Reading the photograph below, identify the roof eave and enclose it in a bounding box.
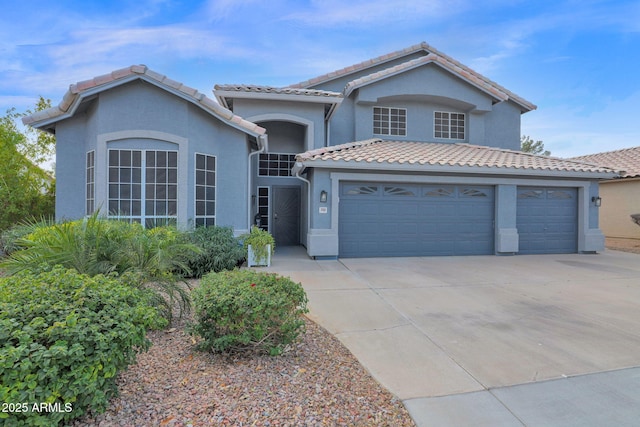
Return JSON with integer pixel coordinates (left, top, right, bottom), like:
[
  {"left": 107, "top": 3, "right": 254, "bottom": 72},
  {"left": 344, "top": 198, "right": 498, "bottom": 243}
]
[
  {"left": 601, "top": 175, "right": 640, "bottom": 182},
  {"left": 23, "top": 74, "right": 145, "bottom": 130},
  {"left": 341, "top": 55, "right": 536, "bottom": 113},
  {"left": 296, "top": 159, "right": 619, "bottom": 179},
  {"left": 23, "top": 71, "right": 266, "bottom": 138},
  {"left": 213, "top": 89, "right": 343, "bottom": 105},
  {"left": 291, "top": 41, "right": 432, "bottom": 89}
]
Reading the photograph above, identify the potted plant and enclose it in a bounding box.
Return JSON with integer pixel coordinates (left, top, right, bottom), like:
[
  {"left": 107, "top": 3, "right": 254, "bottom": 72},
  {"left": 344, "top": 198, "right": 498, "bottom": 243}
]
[{"left": 241, "top": 226, "right": 275, "bottom": 267}]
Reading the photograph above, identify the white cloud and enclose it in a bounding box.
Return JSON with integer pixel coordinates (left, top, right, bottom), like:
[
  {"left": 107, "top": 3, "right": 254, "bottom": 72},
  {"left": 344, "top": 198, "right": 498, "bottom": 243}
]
[
  {"left": 48, "top": 26, "right": 230, "bottom": 65},
  {"left": 0, "top": 96, "right": 42, "bottom": 113},
  {"left": 1, "top": 23, "right": 260, "bottom": 99},
  {"left": 201, "top": 0, "right": 268, "bottom": 20},
  {"left": 283, "top": 0, "right": 471, "bottom": 27},
  {"left": 458, "top": 1, "right": 640, "bottom": 75},
  {"left": 522, "top": 90, "right": 640, "bottom": 158}
]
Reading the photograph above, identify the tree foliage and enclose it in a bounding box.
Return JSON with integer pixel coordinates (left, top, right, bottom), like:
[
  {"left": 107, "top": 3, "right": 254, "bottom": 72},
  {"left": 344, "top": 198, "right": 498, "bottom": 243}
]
[
  {"left": 521, "top": 135, "right": 551, "bottom": 156},
  {"left": 0, "top": 98, "right": 56, "bottom": 232}
]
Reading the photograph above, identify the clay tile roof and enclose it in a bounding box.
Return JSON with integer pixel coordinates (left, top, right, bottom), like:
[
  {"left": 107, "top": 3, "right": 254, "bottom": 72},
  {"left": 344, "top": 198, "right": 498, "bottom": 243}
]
[
  {"left": 569, "top": 146, "right": 640, "bottom": 178},
  {"left": 290, "top": 41, "right": 536, "bottom": 112},
  {"left": 290, "top": 42, "right": 433, "bottom": 89},
  {"left": 214, "top": 84, "right": 342, "bottom": 98},
  {"left": 23, "top": 65, "right": 265, "bottom": 137},
  {"left": 296, "top": 139, "right": 619, "bottom": 176}
]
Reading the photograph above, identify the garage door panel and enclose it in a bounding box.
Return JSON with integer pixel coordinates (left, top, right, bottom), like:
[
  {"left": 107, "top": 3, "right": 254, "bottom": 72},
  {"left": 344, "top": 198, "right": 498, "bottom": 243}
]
[
  {"left": 421, "top": 240, "right": 455, "bottom": 255},
  {"left": 517, "top": 187, "right": 577, "bottom": 254},
  {"left": 357, "top": 222, "right": 381, "bottom": 234},
  {"left": 397, "top": 223, "right": 419, "bottom": 234},
  {"left": 381, "top": 201, "right": 419, "bottom": 216},
  {"left": 339, "top": 182, "right": 495, "bottom": 257}
]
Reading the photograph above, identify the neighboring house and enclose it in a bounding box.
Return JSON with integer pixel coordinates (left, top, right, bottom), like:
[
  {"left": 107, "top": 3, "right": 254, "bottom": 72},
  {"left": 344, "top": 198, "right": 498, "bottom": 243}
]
[
  {"left": 570, "top": 147, "right": 640, "bottom": 240},
  {"left": 23, "top": 42, "right": 619, "bottom": 258}
]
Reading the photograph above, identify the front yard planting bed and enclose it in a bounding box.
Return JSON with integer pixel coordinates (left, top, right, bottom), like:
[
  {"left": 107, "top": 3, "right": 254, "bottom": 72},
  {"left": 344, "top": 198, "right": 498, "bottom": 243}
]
[{"left": 71, "top": 313, "right": 415, "bottom": 426}]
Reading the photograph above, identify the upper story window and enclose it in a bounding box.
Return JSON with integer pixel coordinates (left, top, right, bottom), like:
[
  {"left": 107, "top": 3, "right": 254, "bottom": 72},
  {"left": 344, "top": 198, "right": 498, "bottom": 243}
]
[
  {"left": 434, "top": 111, "right": 465, "bottom": 140},
  {"left": 258, "top": 153, "right": 296, "bottom": 177},
  {"left": 373, "top": 107, "right": 406, "bottom": 136}
]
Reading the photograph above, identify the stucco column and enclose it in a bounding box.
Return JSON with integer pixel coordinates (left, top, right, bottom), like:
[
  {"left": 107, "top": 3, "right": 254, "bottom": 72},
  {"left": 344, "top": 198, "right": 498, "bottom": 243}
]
[
  {"left": 495, "top": 184, "right": 519, "bottom": 254},
  {"left": 580, "top": 181, "right": 606, "bottom": 253}
]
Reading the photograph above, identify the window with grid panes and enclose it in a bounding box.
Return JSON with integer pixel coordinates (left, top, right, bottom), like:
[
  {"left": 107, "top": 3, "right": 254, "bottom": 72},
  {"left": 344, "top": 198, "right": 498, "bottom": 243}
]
[
  {"left": 195, "top": 153, "right": 216, "bottom": 227},
  {"left": 258, "top": 153, "right": 296, "bottom": 177},
  {"left": 257, "top": 186, "right": 269, "bottom": 231},
  {"left": 86, "top": 151, "right": 95, "bottom": 215},
  {"left": 108, "top": 149, "right": 177, "bottom": 227},
  {"left": 373, "top": 106, "right": 406, "bottom": 136},
  {"left": 434, "top": 111, "right": 465, "bottom": 140}
]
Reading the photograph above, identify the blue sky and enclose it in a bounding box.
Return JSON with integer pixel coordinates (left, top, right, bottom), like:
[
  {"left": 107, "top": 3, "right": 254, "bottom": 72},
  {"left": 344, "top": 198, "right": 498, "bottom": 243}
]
[{"left": 1, "top": 0, "right": 639, "bottom": 158}]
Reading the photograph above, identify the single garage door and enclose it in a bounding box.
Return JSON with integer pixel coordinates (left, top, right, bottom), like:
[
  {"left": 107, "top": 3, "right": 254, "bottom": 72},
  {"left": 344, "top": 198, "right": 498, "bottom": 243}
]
[
  {"left": 517, "top": 187, "right": 578, "bottom": 254},
  {"left": 339, "top": 182, "right": 494, "bottom": 257}
]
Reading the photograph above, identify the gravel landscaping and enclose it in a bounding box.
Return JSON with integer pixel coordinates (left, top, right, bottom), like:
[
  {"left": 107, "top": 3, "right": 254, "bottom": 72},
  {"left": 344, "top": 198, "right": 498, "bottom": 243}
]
[
  {"left": 71, "top": 313, "right": 415, "bottom": 426},
  {"left": 606, "top": 237, "right": 640, "bottom": 254}
]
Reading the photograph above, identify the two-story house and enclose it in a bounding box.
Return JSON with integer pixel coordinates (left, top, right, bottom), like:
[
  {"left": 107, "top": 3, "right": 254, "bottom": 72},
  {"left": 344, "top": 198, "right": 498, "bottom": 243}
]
[{"left": 23, "top": 42, "right": 618, "bottom": 258}]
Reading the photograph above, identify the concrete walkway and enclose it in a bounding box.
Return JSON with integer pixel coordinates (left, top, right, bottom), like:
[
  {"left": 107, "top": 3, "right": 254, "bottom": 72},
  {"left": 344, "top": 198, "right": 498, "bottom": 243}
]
[{"left": 263, "top": 247, "right": 640, "bottom": 426}]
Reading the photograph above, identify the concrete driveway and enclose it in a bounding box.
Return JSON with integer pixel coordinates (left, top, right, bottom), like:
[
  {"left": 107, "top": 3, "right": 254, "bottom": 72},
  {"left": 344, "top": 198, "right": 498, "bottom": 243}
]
[{"left": 264, "top": 248, "right": 640, "bottom": 426}]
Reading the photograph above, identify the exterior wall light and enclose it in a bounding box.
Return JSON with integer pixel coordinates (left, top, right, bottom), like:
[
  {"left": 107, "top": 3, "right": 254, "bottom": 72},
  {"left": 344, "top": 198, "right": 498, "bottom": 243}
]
[
  {"left": 592, "top": 196, "right": 602, "bottom": 207},
  {"left": 320, "top": 190, "right": 328, "bottom": 203}
]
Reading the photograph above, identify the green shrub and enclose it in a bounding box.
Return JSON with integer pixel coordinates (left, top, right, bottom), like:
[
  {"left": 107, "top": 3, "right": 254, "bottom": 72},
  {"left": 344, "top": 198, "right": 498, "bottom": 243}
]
[
  {"left": 190, "top": 270, "right": 308, "bottom": 356},
  {"left": 183, "top": 226, "right": 244, "bottom": 278},
  {"left": 0, "top": 214, "right": 199, "bottom": 322},
  {"left": 0, "top": 266, "right": 166, "bottom": 426},
  {"left": 240, "top": 226, "right": 275, "bottom": 264},
  {"left": 0, "top": 217, "right": 53, "bottom": 257},
  {"left": 1, "top": 214, "right": 197, "bottom": 277}
]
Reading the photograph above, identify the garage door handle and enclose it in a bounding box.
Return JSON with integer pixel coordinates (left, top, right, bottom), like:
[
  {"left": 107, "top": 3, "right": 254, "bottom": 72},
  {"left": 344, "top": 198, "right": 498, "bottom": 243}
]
[{"left": 274, "top": 213, "right": 278, "bottom": 220}]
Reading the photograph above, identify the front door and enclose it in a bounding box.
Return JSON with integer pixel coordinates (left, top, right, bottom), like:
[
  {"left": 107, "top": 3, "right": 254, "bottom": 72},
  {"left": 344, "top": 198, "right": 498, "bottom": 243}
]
[{"left": 272, "top": 187, "right": 300, "bottom": 246}]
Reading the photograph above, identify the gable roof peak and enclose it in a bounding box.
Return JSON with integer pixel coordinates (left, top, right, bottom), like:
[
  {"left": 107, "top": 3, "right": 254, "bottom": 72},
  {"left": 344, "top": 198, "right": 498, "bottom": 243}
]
[
  {"left": 23, "top": 65, "right": 265, "bottom": 137},
  {"left": 290, "top": 42, "right": 433, "bottom": 89},
  {"left": 289, "top": 42, "right": 536, "bottom": 112}
]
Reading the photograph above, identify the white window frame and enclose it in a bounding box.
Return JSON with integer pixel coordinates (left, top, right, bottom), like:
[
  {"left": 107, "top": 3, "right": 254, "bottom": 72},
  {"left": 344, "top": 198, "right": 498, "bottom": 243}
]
[
  {"left": 373, "top": 106, "right": 407, "bottom": 136},
  {"left": 86, "top": 150, "right": 95, "bottom": 215},
  {"left": 107, "top": 149, "right": 178, "bottom": 228},
  {"left": 434, "top": 111, "right": 465, "bottom": 140},
  {"left": 194, "top": 153, "right": 216, "bottom": 227},
  {"left": 258, "top": 153, "right": 297, "bottom": 177},
  {"left": 257, "top": 186, "right": 270, "bottom": 232}
]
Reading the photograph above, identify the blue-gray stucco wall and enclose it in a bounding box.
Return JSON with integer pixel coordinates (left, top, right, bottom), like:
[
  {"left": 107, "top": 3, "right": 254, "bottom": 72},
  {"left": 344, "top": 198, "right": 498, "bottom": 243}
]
[
  {"left": 306, "top": 51, "right": 429, "bottom": 93},
  {"left": 230, "top": 99, "right": 326, "bottom": 150},
  {"left": 55, "top": 117, "right": 87, "bottom": 221},
  {"left": 328, "top": 64, "right": 521, "bottom": 150},
  {"left": 54, "top": 80, "right": 252, "bottom": 231}
]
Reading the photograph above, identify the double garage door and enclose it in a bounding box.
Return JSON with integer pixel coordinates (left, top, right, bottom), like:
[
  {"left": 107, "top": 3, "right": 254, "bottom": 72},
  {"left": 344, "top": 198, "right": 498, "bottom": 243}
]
[
  {"left": 338, "top": 182, "right": 578, "bottom": 258},
  {"left": 339, "top": 182, "right": 495, "bottom": 257}
]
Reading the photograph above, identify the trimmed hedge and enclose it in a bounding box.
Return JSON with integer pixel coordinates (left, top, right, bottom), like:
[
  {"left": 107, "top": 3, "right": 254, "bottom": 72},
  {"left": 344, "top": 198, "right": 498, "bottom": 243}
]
[
  {"left": 190, "top": 270, "right": 308, "bottom": 356},
  {"left": 0, "top": 266, "right": 166, "bottom": 426}
]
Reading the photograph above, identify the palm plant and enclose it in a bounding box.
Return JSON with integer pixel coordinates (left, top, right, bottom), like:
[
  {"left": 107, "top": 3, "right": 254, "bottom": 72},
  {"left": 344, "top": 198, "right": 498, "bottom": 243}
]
[
  {"left": 0, "top": 213, "right": 201, "bottom": 323},
  {"left": 1, "top": 214, "right": 114, "bottom": 276},
  {"left": 113, "top": 226, "right": 199, "bottom": 321},
  {"left": 0, "top": 216, "right": 54, "bottom": 256}
]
